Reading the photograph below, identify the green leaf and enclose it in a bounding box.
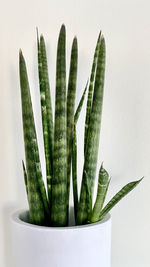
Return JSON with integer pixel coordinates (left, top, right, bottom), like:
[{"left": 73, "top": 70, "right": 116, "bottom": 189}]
[
  {"left": 90, "top": 163, "right": 110, "bottom": 223},
  {"left": 72, "top": 125, "right": 78, "bottom": 222},
  {"left": 22, "top": 160, "right": 28, "bottom": 198},
  {"left": 74, "top": 80, "right": 88, "bottom": 124},
  {"left": 37, "top": 31, "right": 53, "bottom": 204},
  {"left": 77, "top": 36, "right": 106, "bottom": 225},
  {"left": 51, "top": 24, "right": 68, "bottom": 226},
  {"left": 84, "top": 171, "right": 92, "bottom": 222},
  {"left": 19, "top": 51, "right": 49, "bottom": 225},
  {"left": 67, "top": 37, "right": 78, "bottom": 210},
  {"left": 84, "top": 32, "right": 101, "bottom": 153},
  {"left": 98, "top": 177, "right": 143, "bottom": 221}
]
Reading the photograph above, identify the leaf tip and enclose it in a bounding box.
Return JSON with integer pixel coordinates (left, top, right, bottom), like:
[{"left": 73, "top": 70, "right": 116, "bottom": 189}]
[
  {"left": 101, "top": 35, "right": 105, "bottom": 43},
  {"left": 60, "top": 24, "right": 66, "bottom": 34},
  {"left": 40, "top": 34, "right": 44, "bottom": 40},
  {"left": 61, "top": 23, "right": 65, "bottom": 28},
  {"left": 139, "top": 176, "right": 144, "bottom": 182},
  {"left": 19, "top": 49, "right": 23, "bottom": 56},
  {"left": 36, "top": 27, "right": 39, "bottom": 37},
  {"left": 36, "top": 27, "right": 39, "bottom": 35},
  {"left": 22, "top": 160, "right": 25, "bottom": 170},
  {"left": 98, "top": 30, "right": 102, "bottom": 40},
  {"left": 73, "top": 36, "right": 78, "bottom": 48}
]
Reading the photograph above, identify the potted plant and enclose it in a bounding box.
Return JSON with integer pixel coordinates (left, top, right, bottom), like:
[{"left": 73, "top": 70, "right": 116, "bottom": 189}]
[{"left": 11, "top": 25, "right": 143, "bottom": 267}]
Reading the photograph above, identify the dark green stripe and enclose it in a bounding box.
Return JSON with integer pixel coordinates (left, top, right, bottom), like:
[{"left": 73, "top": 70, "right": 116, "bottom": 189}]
[
  {"left": 51, "top": 25, "right": 68, "bottom": 226},
  {"left": 67, "top": 37, "right": 78, "bottom": 210},
  {"left": 77, "top": 37, "right": 106, "bottom": 225},
  {"left": 72, "top": 125, "right": 78, "bottom": 222},
  {"left": 19, "top": 51, "right": 49, "bottom": 225},
  {"left": 90, "top": 163, "right": 110, "bottom": 222},
  {"left": 37, "top": 32, "right": 53, "bottom": 205},
  {"left": 98, "top": 177, "right": 143, "bottom": 221},
  {"left": 84, "top": 33, "right": 101, "bottom": 153}
]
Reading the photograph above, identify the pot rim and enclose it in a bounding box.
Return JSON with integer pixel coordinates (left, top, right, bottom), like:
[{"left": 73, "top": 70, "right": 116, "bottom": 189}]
[{"left": 11, "top": 209, "right": 111, "bottom": 231}]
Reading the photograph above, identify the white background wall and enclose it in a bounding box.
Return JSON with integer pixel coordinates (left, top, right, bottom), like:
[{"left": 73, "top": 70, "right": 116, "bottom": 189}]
[{"left": 0, "top": 0, "right": 150, "bottom": 266}]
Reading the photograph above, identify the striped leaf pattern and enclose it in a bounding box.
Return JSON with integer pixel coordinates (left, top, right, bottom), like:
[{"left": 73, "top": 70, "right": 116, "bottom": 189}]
[
  {"left": 84, "top": 33, "right": 101, "bottom": 153},
  {"left": 84, "top": 171, "right": 92, "bottom": 221},
  {"left": 19, "top": 51, "right": 48, "bottom": 225},
  {"left": 51, "top": 25, "right": 68, "bottom": 226},
  {"left": 37, "top": 32, "right": 53, "bottom": 204},
  {"left": 90, "top": 163, "right": 110, "bottom": 223},
  {"left": 72, "top": 125, "right": 78, "bottom": 222},
  {"left": 77, "top": 37, "right": 106, "bottom": 225},
  {"left": 20, "top": 26, "right": 143, "bottom": 227},
  {"left": 98, "top": 177, "right": 143, "bottom": 221},
  {"left": 67, "top": 37, "right": 78, "bottom": 209}
]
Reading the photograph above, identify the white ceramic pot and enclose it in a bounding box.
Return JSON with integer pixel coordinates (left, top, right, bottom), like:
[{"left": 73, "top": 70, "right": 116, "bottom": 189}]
[{"left": 11, "top": 210, "right": 111, "bottom": 267}]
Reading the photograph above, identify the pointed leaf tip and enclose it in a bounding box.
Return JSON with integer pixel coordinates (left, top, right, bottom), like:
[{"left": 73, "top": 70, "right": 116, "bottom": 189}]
[
  {"left": 36, "top": 27, "right": 39, "bottom": 34},
  {"left": 139, "top": 176, "right": 144, "bottom": 182},
  {"left": 98, "top": 31, "right": 102, "bottom": 39},
  {"left": 60, "top": 24, "right": 66, "bottom": 33},
  {"left": 73, "top": 36, "right": 78, "bottom": 47},
  {"left": 98, "top": 176, "right": 144, "bottom": 222},
  {"left": 22, "top": 160, "right": 25, "bottom": 170},
  {"left": 19, "top": 49, "right": 22, "bottom": 56},
  {"left": 40, "top": 34, "right": 44, "bottom": 41},
  {"left": 61, "top": 23, "right": 65, "bottom": 28},
  {"left": 101, "top": 35, "right": 105, "bottom": 41},
  {"left": 36, "top": 29, "right": 40, "bottom": 47},
  {"left": 19, "top": 49, "right": 24, "bottom": 62}
]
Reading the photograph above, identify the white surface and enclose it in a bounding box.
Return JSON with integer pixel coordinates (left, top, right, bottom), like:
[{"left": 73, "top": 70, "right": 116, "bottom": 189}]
[
  {"left": 11, "top": 210, "right": 111, "bottom": 267},
  {"left": 0, "top": 1, "right": 150, "bottom": 267}
]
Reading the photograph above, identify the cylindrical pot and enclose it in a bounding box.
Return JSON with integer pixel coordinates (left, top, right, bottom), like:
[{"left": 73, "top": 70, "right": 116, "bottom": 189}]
[{"left": 11, "top": 210, "right": 111, "bottom": 267}]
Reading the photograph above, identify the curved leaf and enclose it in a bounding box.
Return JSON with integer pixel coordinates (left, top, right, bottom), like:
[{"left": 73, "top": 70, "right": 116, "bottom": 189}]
[
  {"left": 98, "top": 177, "right": 143, "bottom": 221},
  {"left": 90, "top": 163, "right": 110, "bottom": 223}
]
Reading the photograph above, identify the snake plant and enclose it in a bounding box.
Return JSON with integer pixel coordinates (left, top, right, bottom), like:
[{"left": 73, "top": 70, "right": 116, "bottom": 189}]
[{"left": 19, "top": 24, "right": 143, "bottom": 226}]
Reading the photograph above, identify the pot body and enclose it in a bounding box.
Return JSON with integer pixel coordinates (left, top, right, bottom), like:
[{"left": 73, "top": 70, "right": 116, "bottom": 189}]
[{"left": 11, "top": 210, "right": 111, "bottom": 267}]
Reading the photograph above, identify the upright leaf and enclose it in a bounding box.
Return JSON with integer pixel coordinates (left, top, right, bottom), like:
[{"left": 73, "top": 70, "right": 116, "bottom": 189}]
[
  {"left": 37, "top": 31, "right": 53, "bottom": 204},
  {"left": 84, "top": 171, "right": 92, "bottom": 222},
  {"left": 19, "top": 51, "right": 49, "bottom": 225},
  {"left": 51, "top": 25, "right": 68, "bottom": 226},
  {"left": 98, "top": 177, "right": 143, "bottom": 221},
  {"left": 90, "top": 163, "right": 110, "bottom": 223},
  {"left": 84, "top": 33, "right": 101, "bottom": 153},
  {"left": 67, "top": 37, "right": 78, "bottom": 208},
  {"left": 72, "top": 125, "right": 78, "bottom": 222},
  {"left": 77, "top": 37, "right": 106, "bottom": 225},
  {"left": 74, "top": 80, "right": 88, "bottom": 124},
  {"left": 22, "top": 160, "right": 28, "bottom": 198}
]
